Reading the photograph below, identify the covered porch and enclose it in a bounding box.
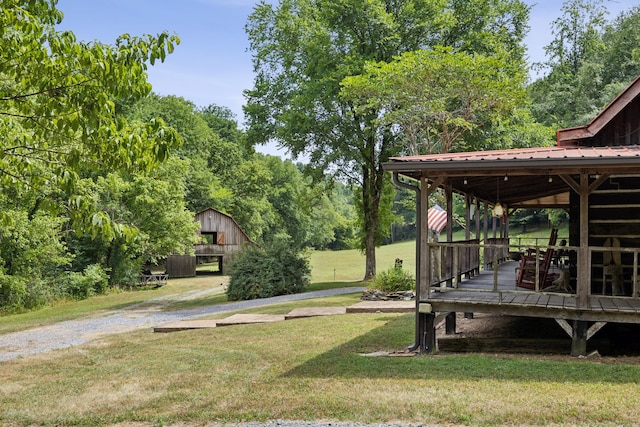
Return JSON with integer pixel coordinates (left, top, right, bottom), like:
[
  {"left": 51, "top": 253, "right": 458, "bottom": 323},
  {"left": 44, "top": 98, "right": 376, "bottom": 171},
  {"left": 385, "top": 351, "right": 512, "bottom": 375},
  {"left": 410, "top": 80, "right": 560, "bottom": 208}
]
[
  {"left": 425, "top": 250, "right": 640, "bottom": 339},
  {"left": 384, "top": 76, "right": 640, "bottom": 356},
  {"left": 385, "top": 145, "right": 640, "bottom": 356}
]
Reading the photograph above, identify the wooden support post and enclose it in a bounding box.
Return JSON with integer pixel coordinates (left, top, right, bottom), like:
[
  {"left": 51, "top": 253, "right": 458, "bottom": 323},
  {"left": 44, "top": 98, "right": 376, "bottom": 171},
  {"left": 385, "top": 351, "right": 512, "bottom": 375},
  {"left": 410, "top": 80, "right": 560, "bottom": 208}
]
[
  {"left": 446, "top": 182, "right": 453, "bottom": 288},
  {"left": 445, "top": 182, "right": 456, "bottom": 335},
  {"left": 445, "top": 312, "right": 456, "bottom": 335},
  {"left": 421, "top": 312, "right": 436, "bottom": 353},
  {"left": 634, "top": 252, "right": 639, "bottom": 297},
  {"left": 465, "top": 194, "right": 471, "bottom": 279},
  {"left": 465, "top": 195, "right": 476, "bottom": 318},
  {"left": 475, "top": 196, "right": 481, "bottom": 275},
  {"left": 418, "top": 177, "right": 432, "bottom": 353},
  {"left": 571, "top": 320, "right": 588, "bottom": 357},
  {"left": 419, "top": 177, "right": 430, "bottom": 303},
  {"left": 483, "top": 200, "right": 489, "bottom": 270},
  {"left": 492, "top": 215, "right": 497, "bottom": 239},
  {"left": 465, "top": 194, "right": 471, "bottom": 241},
  {"left": 577, "top": 173, "right": 591, "bottom": 309}
]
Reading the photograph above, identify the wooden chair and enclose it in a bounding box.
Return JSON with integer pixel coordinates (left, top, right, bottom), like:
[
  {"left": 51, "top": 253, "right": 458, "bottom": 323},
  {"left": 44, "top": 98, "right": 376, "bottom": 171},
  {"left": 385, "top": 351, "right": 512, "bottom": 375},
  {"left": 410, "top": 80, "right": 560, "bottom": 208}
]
[{"left": 516, "top": 229, "right": 558, "bottom": 290}]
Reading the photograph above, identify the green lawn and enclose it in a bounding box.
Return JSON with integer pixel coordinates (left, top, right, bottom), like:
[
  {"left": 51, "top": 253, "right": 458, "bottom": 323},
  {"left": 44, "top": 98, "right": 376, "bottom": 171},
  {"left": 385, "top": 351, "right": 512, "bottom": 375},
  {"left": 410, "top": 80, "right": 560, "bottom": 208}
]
[
  {"left": 309, "top": 225, "right": 566, "bottom": 283},
  {"left": 4, "top": 233, "right": 640, "bottom": 427},
  {"left": 2, "top": 311, "right": 640, "bottom": 426},
  {"left": 309, "top": 240, "right": 416, "bottom": 282}
]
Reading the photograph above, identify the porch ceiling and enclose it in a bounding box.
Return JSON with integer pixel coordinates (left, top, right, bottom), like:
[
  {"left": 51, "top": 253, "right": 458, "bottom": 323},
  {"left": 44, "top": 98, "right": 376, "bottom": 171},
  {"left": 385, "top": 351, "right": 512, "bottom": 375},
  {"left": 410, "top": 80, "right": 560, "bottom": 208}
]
[
  {"left": 384, "top": 145, "right": 640, "bottom": 208},
  {"left": 445, "top": 175, "right": 571, "bottom": 208}
]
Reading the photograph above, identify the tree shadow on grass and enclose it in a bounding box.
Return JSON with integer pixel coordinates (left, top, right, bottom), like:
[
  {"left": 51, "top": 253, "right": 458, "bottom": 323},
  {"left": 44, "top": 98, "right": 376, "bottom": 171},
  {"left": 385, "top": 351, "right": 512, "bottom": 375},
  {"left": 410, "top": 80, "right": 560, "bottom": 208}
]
[{"left": 282, "top": 314, "right": 640, "bottom": 384}]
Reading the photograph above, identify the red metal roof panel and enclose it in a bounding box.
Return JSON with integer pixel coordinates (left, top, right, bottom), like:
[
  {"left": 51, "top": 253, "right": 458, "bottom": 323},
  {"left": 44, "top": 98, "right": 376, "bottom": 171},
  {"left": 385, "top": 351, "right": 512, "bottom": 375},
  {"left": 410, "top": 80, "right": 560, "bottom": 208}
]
[{"left": 389, "top": 145, "right": 640, "bottom": 163}]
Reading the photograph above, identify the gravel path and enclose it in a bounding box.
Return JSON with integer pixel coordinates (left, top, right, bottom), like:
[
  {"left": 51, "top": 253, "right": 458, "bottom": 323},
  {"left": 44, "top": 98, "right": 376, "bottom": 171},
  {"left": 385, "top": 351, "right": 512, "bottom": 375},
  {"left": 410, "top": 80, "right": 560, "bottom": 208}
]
[{"left": 0, "top": 286, "right": 365, "bottom": 362}]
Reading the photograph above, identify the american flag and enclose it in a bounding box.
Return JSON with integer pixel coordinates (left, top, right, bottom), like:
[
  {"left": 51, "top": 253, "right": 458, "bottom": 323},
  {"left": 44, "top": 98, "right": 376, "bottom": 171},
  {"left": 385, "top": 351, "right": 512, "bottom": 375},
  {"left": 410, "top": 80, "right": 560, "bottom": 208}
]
[{"left": 427, "top": 204, "right": 447, "bottom": 233}]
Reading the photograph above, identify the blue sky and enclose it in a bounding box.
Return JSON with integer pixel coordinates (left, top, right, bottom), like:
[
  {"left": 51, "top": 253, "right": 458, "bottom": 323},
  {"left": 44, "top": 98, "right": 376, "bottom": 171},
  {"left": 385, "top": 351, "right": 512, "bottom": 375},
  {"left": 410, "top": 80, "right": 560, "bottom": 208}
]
[{"left": 55, "top": 0, "right": 637, "bottom": 127}]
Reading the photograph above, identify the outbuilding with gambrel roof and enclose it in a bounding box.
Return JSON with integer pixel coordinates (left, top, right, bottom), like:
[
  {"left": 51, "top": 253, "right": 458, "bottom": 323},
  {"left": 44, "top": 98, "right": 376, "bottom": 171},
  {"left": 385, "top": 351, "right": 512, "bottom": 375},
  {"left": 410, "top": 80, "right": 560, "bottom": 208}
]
[{"left": 166, "top": 208, "right": 252, "bottom": 277}]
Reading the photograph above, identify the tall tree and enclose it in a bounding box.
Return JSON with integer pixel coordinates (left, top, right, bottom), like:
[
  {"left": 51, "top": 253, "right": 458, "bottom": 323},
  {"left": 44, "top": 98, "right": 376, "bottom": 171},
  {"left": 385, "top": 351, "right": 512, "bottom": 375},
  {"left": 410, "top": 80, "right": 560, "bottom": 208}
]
[
  {"left": 600, "top": 6, "right": 640, "bottom": 88},
  {"left": 69, "top": 158, "right": 199, "bottom": 286},
  {"left": 245, "top": 0, "right": 529, "bottom": 279},
  {"left": 0, "top": 0, "right": 180, "bottom": 236},
  {"left": 543, "top": 0, "right": 607, "bottom": 74},
  {"left": 528, "top": 0, "right": 608, "bottom": 128},
  {"left": 341, "top": 48, "right": 527, "bottom": 156},
  {"left": 127, "top": 95, "right": 240, "bottom": 213}
]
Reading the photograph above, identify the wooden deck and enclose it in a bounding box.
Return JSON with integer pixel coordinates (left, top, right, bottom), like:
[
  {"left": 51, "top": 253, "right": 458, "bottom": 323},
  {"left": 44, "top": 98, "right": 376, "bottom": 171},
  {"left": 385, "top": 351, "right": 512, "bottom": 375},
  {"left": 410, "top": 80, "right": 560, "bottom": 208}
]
[{"left": 425, "top": 261, "right": 640, "bottom": 324}]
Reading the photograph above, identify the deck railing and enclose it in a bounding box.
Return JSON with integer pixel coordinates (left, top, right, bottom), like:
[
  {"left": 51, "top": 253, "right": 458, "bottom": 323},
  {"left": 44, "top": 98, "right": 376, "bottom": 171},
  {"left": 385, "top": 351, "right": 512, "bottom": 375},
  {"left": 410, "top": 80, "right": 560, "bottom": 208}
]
[
  {"left": 430, "top": 239, "right": 481, "bottom": 286},
  {"left": 426, "top": 240, "right": 640, "bottom": 301},
  {"left": 589, "top": 245, "right": 640, "bottom": 298}
]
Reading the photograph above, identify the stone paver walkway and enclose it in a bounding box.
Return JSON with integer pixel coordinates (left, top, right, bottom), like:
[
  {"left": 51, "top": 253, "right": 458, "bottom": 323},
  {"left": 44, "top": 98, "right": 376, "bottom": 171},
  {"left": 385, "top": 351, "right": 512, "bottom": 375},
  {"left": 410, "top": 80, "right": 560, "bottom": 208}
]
[{"left": 153, "top": 300, "right": 414, "bottom": 332}]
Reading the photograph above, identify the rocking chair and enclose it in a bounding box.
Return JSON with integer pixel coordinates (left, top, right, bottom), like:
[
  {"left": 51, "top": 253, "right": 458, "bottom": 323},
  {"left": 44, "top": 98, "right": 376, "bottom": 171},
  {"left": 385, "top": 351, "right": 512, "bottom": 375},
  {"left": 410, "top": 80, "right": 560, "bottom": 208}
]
[{"left": 516, "top": 229, "right": 559, "bottom": 290}]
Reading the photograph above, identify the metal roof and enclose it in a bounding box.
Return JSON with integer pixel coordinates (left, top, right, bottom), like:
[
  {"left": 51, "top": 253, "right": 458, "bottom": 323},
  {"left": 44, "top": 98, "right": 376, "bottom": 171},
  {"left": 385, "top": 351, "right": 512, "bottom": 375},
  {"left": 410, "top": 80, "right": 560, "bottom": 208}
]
[
  {"left": 384, "top": 145, "right": 640, "bottom": 209},
  {"left": 386, "top": 145, "right": 640, "bottom": 172},
  {"left": 384, "top": 75, "right": 640, "bottom": 209}
]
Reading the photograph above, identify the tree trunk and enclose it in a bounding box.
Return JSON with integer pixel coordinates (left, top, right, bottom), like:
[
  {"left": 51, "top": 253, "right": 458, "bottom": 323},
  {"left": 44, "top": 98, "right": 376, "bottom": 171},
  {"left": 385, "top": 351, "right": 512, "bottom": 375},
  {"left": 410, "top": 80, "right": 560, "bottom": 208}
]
[
  {"left": 362, "top": 138, "right": 383, "bottom": 281},
  {"left": 364, "top": 226, "right": 376, "bottom": 281}
]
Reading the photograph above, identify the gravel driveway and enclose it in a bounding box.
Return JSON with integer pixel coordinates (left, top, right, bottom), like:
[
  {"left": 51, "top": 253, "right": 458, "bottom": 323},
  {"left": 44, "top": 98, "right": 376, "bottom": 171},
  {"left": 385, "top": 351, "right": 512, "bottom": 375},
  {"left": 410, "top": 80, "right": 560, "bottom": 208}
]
[{"left": 0, "top": 286, "right": 365, "bottom": 362}]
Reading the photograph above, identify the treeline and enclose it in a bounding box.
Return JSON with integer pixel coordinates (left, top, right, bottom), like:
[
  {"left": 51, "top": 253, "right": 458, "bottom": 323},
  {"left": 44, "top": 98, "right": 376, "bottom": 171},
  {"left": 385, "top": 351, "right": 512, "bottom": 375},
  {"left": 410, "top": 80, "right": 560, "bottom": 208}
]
[
  {"left": 0, "top": 93, "right": 362, "bottom": 312},
  {"left": 529, "top": 2, "right": 640, "bottom": 129},
  {"left": 0, "top": 1, "right": 361, "bottom": 313},
  {"left": 2, "top": 0, "right": 640, "bottom": 312}
]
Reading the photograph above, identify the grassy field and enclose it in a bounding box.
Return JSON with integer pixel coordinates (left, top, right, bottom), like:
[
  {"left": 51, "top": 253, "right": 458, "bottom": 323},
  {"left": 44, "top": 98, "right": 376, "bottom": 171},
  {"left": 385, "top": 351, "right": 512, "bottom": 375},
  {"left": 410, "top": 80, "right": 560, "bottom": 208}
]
[
  {"left": 2, "top": 309, "right": 640, "bottom": 426},
  {"left": 309, "top": 240, "right": 416, "bottom": 282},
  {"left": 4, "top": 233, "right": 640, "bottom": 426},
  {"left": 308, "top": 225, "right": 566, "bottom": 283}
]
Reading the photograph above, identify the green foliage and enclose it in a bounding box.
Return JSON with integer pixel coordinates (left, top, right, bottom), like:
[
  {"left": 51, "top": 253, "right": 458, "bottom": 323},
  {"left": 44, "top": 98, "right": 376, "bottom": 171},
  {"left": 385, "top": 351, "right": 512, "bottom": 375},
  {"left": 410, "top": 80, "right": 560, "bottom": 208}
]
[
  {"left": 341, "top": 47, "right": 528, "bottom": 155},
  {"left": 354, "top": 175, "right": 398, "bottom": 250},
  {"left": 0, "top": 274, "right": 57, "bottom": 313},
  {"left": 601, "top": 6, "right": 640, "bottom": 85},
  {"left": 58, "top": 264, "right": 109, "bottom": 300},
  {"left": 227, "top": 241, "right": 311, "bottom": 301},
  {"left": 369, "top": 264, "right": 415, "bottom": 293},
  {"left": 0, "top": 273, "right": 28, "bottom": 313},
  {"left": 69, "top": 157, "right": 199, "bottom": 286},
  {"left": 308, "top": 183, "right": 358, "bottom": 250},
  {"left": 529, "top": 1, "right": 640, "bottom": 129},
  {"left": 0, "top": 209, "right": 71, "bottom": 278},
  {"left": 0, "top": 203, "right": 113, "bottom": 310},
  {"left": 245, "top": 0, "right": 530, "bottom": 278},
  {"left": 126, "top": 95, "right": 243, "bottom": 214},
  {"left": 0, "top": 0, "right": 181, "bottom": 238}
]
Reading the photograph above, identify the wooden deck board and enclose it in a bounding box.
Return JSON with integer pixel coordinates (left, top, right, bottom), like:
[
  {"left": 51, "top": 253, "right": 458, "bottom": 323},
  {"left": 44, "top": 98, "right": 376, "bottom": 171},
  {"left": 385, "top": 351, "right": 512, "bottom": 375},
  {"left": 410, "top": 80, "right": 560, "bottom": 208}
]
[
  {"left": 595, "top": 297, "right": 616, "bottom": 311},
  {"left": 511, "top": 294, "right": 529, "bottom": 306},
  {"left": 500, "top": 293, "right": 518, "bottom": 304},
  {"left": 611, "top": 298, "right": 637, "bottom": 312},
  {"left": 537, "top": 294, "right": 551, "bottom": 307},
  {"left": 424, "top": 261, "right": 640, "bottom": 324},
  {"left": 524, "top": 294, "right": 541, "bottom": 305}
]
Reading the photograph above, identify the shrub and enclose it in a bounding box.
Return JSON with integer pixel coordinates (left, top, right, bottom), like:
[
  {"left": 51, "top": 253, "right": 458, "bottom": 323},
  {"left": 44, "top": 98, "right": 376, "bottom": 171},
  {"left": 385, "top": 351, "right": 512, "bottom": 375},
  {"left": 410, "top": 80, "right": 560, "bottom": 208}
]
[
  {"left": 227, "top": 241, "right": 310, "bottom": 301},
  {"left": 0, "top": 275, "right": 55, "bottom": 312},
  {"left": 59, "top": 264, "right": 110, "bottom": 300},
  {"left": 369, "top": 264, "right": 415, "bottom": 293},
  {"left": 23, "top": 279, "right": 56, "bottom": 310},
  {"left": 0, "top": 273, "right": 27, "bottom": 313}
]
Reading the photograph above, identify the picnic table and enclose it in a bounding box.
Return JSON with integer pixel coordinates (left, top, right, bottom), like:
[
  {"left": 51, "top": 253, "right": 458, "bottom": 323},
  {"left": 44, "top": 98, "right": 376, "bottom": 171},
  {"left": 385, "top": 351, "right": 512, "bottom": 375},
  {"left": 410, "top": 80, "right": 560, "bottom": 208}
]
[{"left": 138, "top": 273, "right": 168, "bottom": 288}]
